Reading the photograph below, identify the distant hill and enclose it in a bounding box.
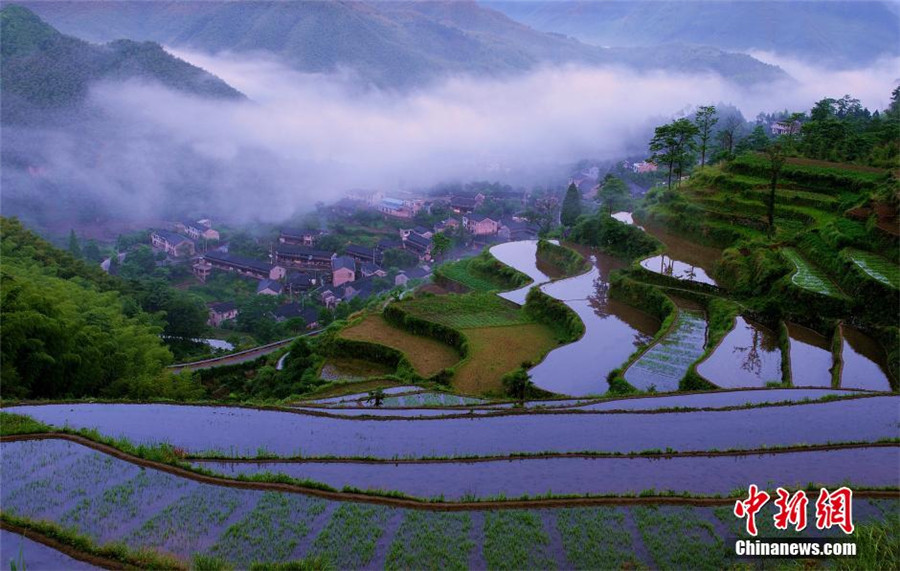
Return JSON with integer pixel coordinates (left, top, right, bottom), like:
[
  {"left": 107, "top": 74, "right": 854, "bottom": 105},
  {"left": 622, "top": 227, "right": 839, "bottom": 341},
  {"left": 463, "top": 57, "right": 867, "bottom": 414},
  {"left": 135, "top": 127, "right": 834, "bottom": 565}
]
[
  {"left": 17, "top": 0, "right": 788, "bottom": 87},
  {"left": 484, "top": 0, "right": 900, "bottom": 67},
  {"left": 0, "top": 4, "right": 243, "bottom": 123}
]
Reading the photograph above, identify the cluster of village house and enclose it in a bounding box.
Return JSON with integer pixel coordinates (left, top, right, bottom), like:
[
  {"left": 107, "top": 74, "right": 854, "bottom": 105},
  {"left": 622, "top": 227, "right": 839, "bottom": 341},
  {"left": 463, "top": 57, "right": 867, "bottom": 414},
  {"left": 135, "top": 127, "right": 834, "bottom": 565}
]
[{"left": 146, "top": 193, "right": 538, "bottom": 330}]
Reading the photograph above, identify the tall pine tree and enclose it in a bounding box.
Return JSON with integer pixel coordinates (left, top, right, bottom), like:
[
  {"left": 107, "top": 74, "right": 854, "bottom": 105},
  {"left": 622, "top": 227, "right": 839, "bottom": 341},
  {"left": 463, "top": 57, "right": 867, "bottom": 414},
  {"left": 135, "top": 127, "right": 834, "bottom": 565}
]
[{"left": 560, "top": 182, "right": 582, "bottom": 226}]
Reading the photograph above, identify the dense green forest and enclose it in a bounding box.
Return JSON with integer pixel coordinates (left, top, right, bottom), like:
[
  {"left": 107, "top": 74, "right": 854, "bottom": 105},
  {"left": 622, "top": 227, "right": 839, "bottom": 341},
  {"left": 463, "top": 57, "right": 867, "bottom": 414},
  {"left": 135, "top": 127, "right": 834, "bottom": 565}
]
[{"left": 0, "top": 218, "right": 207, "bottom": 399}]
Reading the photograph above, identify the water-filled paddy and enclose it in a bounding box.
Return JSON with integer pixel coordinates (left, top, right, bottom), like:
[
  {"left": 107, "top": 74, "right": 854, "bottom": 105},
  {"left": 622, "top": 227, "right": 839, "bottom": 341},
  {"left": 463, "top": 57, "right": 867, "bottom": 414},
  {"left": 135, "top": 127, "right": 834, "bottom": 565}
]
[
  {"left": 489, "top": 240, "right": 554, "bottom": 304},
  {"left": 624, "top": 309, "right": 707, "bottom": 392},
  {"left": 575, "top": 388, "right": 859, "bottom": 411},
  {"left": 840, "top": 326, "right": 893, "bottom": 391},
  {"left": 0, "top": 530, "right": 99, "bottom": 570},
  {"left": 9, "top": 398, "right": 898, "bottom": 458},
  {"left": 195, "top": 446, "right": 900, "bottom": 499},
  {"left": 696, "top": 317, "right": 783, "bottom": 388},
  {"left": 526, "top": 247, "right": 658, "bottom": 396},
  {"left": 786, "top": 323, "right": 834, "bottom": 387},
  {"left": 639, "top": 254, "right": 717, "bottom": 285},
  {"left": 3, "top": 439, "right": 897, "bottom": 569}
]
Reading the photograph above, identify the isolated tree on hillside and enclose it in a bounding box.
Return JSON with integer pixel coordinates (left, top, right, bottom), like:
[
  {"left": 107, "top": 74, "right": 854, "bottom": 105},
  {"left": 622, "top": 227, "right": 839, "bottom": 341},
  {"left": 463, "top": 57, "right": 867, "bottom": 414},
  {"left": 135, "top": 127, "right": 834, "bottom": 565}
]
[
  {"left": 560, "top": 182, "right": 582, "bottom": 226},
  {"left": 716, "top": 116, "right": 743, "bottom": 161},
  {"left": 693, "top": 105, "right": 718, "bottom": 168},
  {"left": 430, "top": 231, "right": 451, "bottom": 263},
  {"left": 67, "top": 229, "right": 82, "bottom": 259},
  {"left": 649, "top": 118, "right": 698, "bottom": 188},
  {"left": 596, "top": 174, "right": 630, "bottom": 214},
  {"left": 764, "top": 142, "right": 786, "bottom": 236}
]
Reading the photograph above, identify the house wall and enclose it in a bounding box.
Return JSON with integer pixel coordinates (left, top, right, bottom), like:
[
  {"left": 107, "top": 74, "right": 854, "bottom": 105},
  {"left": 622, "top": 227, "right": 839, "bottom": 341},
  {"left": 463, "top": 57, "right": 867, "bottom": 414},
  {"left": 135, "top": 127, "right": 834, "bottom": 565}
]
[{"left": 333, "top": 267, "right": 355, "bottom": 286}]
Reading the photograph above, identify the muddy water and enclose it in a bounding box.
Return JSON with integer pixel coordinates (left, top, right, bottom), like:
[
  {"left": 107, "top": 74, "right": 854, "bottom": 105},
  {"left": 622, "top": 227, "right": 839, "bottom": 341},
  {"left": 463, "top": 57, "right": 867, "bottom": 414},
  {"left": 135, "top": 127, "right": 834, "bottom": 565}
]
[
  {"left": 786, "top": 323, "right": 834, "bottom": 388},
  {"left": 489, "top": 240, "right": 555, "bottom": 304},
  {"left": 638, "top": 224, "right": 721, "bottom": 286},
  {"left": 840, "top": 326, "right": 893, "bottom": 391},
  {"left": 523, "top": 244, "right": 658, "bottom": 396},
  {"left": 696, "top": 317, "right": 783, "bottom": 388}
]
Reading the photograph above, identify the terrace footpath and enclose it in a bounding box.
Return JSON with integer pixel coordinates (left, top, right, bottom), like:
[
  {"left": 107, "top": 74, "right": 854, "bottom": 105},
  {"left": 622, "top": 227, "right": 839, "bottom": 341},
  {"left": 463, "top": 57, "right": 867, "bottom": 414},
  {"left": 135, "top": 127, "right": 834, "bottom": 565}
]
[{"left": 167, "top": 329, "right": 323, "bottom": 372}]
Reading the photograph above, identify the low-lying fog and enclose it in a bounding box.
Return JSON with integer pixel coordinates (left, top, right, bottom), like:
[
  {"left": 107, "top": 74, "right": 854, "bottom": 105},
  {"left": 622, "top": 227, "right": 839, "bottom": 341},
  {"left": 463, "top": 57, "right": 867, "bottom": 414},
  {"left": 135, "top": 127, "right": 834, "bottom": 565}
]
[{"left": 3, "top": 49, "right": 898, "bottom": 227}]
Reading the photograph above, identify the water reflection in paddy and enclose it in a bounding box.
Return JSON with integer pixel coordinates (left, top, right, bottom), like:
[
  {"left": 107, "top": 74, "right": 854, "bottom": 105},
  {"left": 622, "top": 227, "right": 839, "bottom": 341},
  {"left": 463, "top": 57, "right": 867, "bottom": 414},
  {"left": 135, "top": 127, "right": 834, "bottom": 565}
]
[
  {"left": 696, "top": 317, "right": 783, "bottom": 388},
  {"left": 489, "top": 240, "right": 555, "bottom": 304},
  {"left": 638, "top": 224, "right": 721, "bottom": 286},
  {"left": 786, "top": 323, "right": 834, "bottom": 387},
  {"left": 840, "top": 325, "right": 893, "bottom": 391},
  {"left": 527, "top": 245, "right": 658, "bottom": 396}
]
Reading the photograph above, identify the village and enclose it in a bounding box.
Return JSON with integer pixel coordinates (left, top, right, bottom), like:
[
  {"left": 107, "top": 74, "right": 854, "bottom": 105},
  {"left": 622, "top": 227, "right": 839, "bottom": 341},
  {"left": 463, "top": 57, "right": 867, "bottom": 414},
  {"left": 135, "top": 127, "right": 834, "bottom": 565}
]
[{"left": 131, "top": 186, "right": 546, "bottom": 347}]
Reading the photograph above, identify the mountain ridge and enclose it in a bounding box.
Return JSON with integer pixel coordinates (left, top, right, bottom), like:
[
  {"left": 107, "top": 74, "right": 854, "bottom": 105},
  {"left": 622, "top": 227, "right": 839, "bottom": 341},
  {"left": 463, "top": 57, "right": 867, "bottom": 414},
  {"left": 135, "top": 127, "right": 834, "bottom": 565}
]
[{"left": 14, "top": 0, "right": 789, "bottom": 87}]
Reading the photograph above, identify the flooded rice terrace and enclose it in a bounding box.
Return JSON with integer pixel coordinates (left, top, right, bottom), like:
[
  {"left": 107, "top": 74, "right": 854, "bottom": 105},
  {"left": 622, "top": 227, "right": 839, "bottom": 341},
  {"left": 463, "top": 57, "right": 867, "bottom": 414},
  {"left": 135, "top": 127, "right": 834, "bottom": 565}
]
[
  {"left": 492, "top": 240, "right": 658, "bottom": 396},
  {"left": 8, "top": 398, "right": 898, "bottom": 458},
  {"left": 840, "top": 325, "right": 893, "bottom": 391},
  {"left": 638, "top": 225, "right": 722, "bottom": 286},
  {"left": 786, "top": 323, "right": 834, "bottom": 387},
  {"left": 489, "top": 240, "right": 557, "bottom": 304},
  {"left": 195, "top": 446, "right": 900, "bottom": 499},
  {"left": 696, "top": 317, "right": 783, "bottom": 388}
]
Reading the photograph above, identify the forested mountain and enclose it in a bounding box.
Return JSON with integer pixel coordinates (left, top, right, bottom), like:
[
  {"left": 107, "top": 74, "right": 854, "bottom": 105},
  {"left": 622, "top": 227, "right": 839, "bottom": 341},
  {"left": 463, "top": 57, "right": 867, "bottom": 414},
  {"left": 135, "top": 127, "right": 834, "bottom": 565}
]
[
  {"left": 0, "top": 4, "right": 242, "bottom": 123},
  {"left": 485, "top": 1, "right": 900, "bottom": 67},
  {"left": 17, "top": 0, "right": 788, "bottom": 86}
]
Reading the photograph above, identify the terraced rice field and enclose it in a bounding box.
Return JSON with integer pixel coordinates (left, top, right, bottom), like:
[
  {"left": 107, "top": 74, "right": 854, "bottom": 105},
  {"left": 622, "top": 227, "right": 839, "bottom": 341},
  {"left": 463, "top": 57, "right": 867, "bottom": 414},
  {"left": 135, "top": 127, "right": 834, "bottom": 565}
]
[
  {"left": 639, "top": 254, "right": 717, "bottom": 285},
  {"left": 195, "top": 446, "right": 900, "bottom": 500},
  {"left": 4, "top": 438, "right": 896, "bottom": 569},
  {"left": 782, "top": 248, "right": 843, "bottom": 297},
  {"left": 696, "top": 317, "right": 783, "bottom": 388},
  {"left": 452, "top": 324, "right": 559, "bottom": 394},
  {"left": 339, "top": 314, "right": 460, "bottom": 377},
  {"left": 845, "top": 248, "right": 900, "bottom": 289},
  {"left": 399, "top": 293, "right": 531, "bottom": 329},
  {"left": 625, "top": 309, "right": 707, "bottom": 392},
  {"left": 318, "top": 358, "right": 393, "bottom": 381},
  {"left": 9, "top": 398, "right": 899, "bottom": 458}
]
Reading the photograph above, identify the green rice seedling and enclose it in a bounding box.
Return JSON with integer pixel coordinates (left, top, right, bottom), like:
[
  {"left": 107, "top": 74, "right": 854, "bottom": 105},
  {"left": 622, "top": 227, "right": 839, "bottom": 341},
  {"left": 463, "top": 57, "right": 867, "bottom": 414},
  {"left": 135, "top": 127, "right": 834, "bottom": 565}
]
[
  {"left": 309, "top": 503, "right": 394, "bottom": 569},
  {"left": 782, "top": 248, "right": 843, "bottom": 297},
  {"left": 385, "top": 511, "right": 474, "bottom": 570},
  {"left": 555, "top": 507, "right": 640, "bottom": 569},
  {"left": 482, "top": 510, "right": 556, "bottom": 570},
  {"left": 625, "top": 309, "right": 707, "bottom": 392},
  {"left": 127, "top": 487, "right": 245, "bottom": 557},
  {"left": 209, "top": 492, "right": 326, "bottom": 567},
  {"left": 61, "top": 469, "right": 192, "bottom": 542},
  {"left": 844, "top": 249, "right": 899, "bottom": 290},
  {"left": 633, "top": 506, "right": 727, "bottom": 570}
]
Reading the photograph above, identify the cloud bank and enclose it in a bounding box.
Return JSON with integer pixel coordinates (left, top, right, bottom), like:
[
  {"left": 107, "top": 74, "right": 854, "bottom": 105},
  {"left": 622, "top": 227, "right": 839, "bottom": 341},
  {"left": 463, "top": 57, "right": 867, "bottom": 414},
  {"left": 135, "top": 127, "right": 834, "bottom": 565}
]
[{"left": 4, "top": 50, "right": 898, "bottom": 228}]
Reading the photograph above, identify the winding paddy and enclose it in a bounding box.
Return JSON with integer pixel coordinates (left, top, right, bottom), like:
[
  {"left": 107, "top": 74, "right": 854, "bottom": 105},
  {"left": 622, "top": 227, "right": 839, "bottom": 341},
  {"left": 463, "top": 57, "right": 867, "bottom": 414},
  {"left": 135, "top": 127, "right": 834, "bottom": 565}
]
[
  {"left": 489, "top": 240, "right": 554, "bottom": 304},
  {"left": 696, "top": 316, "right": 783, "bottom": 388},
  {"left": 9, "top": 398, "right": 898, "bottom": 458},
  {"left": 526, "top": 248, "right": 658, "bottom": 396}
]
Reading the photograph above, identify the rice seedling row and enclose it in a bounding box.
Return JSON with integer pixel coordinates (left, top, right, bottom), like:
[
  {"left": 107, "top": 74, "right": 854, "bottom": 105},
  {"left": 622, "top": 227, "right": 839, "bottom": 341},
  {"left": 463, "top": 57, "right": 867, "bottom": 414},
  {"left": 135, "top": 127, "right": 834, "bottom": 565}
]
[
  {"left": 555, "top": 507, "right": 641, "bottom": 569},
  {"left": 482, "top": 510, "right": 557, "bottom": 570},
  {"left": 0, "top": 529, "right": 99, "bottom": 571},
  {"left": 844, "top": 248, "right": 899, "bottom": 289},
  {"left": 4, "top": 440, "right": 898, "bottom": 569},
  {"left": 308, "top": 503, "right": 395, "bottom": 569},
  {"left": 633, "top": 506, "right": 727, "bottom": 570},
  {"left": 782, "top": 248, "right": 843, "bottom": 297},
  {"left": 209, "top": 492, "right": 327, "bottom": 567},
  {"left": 385, "top": 511, "right": 475, "bottom": 570},
  {"left": 625, "top": 309, "right": 707, "bottom": 392}
]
